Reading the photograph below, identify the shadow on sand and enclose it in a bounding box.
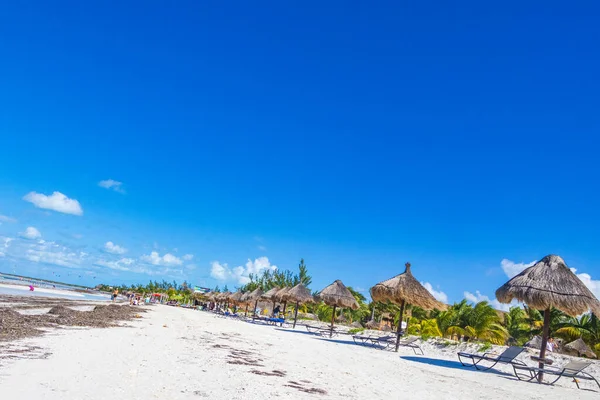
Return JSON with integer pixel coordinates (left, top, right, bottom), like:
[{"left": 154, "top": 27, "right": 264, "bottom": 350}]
[{"left": 400, "top": 356, "right": 515, "bottom": 378}]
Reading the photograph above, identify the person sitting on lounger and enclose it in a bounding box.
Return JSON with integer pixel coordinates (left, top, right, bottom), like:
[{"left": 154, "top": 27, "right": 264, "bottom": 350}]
[{"left": 273, "top": 305, "right": 281, "bottom": 317}]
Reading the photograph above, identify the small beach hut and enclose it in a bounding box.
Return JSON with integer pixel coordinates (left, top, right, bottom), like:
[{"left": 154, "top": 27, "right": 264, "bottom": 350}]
[
  {"left": 496, "top": 255, "right": 600, "bottom": 381},
  {"left": 370, "top": 262, "right": 446, "bottom": 352},
  {"left": 318, "top": 280, "right": 359, "bottom": 337},
  {"left": 287, "top": 283, "right": 315, "bottom": 328},
  {"left": 564, "top": 338, "right": 596, "bottom": 359}
]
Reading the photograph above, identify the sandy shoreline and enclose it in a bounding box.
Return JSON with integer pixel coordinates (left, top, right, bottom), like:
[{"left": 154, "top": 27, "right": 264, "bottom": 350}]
[{"left": 0, "top": 304, "right": 598, "bottom": 399}]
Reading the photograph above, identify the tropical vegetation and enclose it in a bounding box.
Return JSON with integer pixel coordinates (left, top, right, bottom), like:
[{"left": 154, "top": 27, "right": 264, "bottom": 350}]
[{"left": 97, "top": 259, "right": 600, "bottom": 356}]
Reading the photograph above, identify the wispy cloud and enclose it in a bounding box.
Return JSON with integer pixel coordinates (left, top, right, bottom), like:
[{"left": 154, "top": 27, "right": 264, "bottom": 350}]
[
  {"left": 19, "top": 227, "right": 41, "bottom": 240},
  {"left": 0, "top": 214, "right": 17, "bottom": 223},
  {"left": 98, "top": 179, "right": 125, "bottom": 194},
  {"left": 182, "top": 254, "right": 194, "bottom": 261},
  {"left": 211, "top": 257, "right": 277, "bottom": 284},
  {"left": 422, "top": 282, "right": 448, "bottom": 303},
  {"left": 25, "top": 240, "right": 87, "bottom": 269},
  {"left": 500, "top": 259, "right": 536, "bottom": 278},
  {"left": 104, "top": 241, "right": 127, "bottom": 255},
  {"left": 257, "top": 245, "right": 267, "bottom": 251},
  {"left": 23, "top": 191, "right": 83, "bottom": 216},
  {"left": 141, "top": 251, "right": 183, "bottom": 266},
  {"left": 463, "top": 290, "right": 516, "bottom": 312}
]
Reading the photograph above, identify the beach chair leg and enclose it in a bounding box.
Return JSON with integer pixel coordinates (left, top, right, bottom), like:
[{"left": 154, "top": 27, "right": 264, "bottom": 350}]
[
  {"left": 474, "top": 360, "right": 497, "bottom": 371},
  {"left": 512, "top": 366, "right": 537, "bottom": 382},
  {"left": 458, "top": 354, "right": 475, "bottom": 368}
]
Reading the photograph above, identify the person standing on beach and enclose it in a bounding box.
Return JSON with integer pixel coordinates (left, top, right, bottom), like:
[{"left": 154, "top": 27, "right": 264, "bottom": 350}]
[{"left": 112, "top": 289, "right": 119, "bottom": 302}]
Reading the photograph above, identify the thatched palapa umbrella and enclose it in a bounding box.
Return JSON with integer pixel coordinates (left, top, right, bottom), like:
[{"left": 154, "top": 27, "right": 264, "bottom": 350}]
[
  {"left": 261, "top": 287, "right": 281, "bottom": 316},
  {"left": 229, "top": 291, "right": 244, "bottom": 312},
  {"left": 206, "top": 292, "right": 217, "bottom": 302},
  {"left": 287, "top": 283, "right": 315, "bottom": 328},
  {"left": 274, "top": 287, "right": 292, "bottom": 314},
  {"left": 370, "top": 262, "right": 446, "bottom": 352},
  {"left": 230, "top": 290, "right": 244, "bottom": 304},
  {"left": 220, "top": 291, "right": 232, "bottom": 308},
  {"left": 318, "top": 280, "right": 358, "bottom": 337},
  {"left": 240, "top": 291, "right": 252, "bottom": 316},
  {"left": 496, "top": 255, "right": 600, "bottom": 381},
  {"left": 246, "top": 287, "right": 264, "bottom": 319}
]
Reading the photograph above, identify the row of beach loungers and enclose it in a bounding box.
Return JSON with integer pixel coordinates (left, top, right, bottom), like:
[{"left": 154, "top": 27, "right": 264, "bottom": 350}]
[
  {"left": 351, "top": 333, "right": 424, "bottom": 355},
  {"left": 211, "top": 309, "right": 598, "bottom": 391},
  {"left": 458, "top": 345, "right": 599, "bottom": 390}
]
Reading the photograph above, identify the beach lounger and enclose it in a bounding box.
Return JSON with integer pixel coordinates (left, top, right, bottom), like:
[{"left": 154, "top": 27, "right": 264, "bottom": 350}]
[
  {"left": 352, "top": 334, "right": 374, "bottom": 345},
  {"left": 305, "top": 325, "right": 340, "bottom": 337},
  {"left": 369, "top": 336, "right": 424, "bottom": 354},
  {"left": 396, "top": 337, "right": 424, "bottom": 355},
  {"left": 513, "top": 360, "right": 598, "bottom": 389},
  {"left": 366, "top": 335, "right": 396, "bottom": 349},
  {"left": 458, "top": 346, "right": 526, "bottom": 371}
]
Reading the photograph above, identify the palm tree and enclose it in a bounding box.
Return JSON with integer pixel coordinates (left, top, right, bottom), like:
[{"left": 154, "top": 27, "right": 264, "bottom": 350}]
[
  {"left": 556, "top": 313, "right": 600, "bottom": 344},
  {"left": 436, "top": 300, "right": 507, "bottom": 344},
  {"left": 504, "top": 306, "right": 531, "bottom": 345}
]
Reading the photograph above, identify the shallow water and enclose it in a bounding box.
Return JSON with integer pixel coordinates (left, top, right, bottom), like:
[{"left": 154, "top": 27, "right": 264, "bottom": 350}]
[{"left": 0, "top": 285, "right": 111, "bottom": 302}]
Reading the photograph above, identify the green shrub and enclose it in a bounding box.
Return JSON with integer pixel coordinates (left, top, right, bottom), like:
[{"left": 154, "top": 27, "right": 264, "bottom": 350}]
[{"left": 478, "top": 342, "right": 492, "bottom": 352}]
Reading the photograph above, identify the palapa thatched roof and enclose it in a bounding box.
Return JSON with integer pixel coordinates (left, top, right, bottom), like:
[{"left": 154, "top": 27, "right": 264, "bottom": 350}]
[
  {"left": 564, "top": 338, "right": 597, "bottom": 359},
  {"left": 496, "top": 255, "right": 600, "bottom": 316},
  {"left": 370, "top": 262, "right": 446, "bottom": 310},
  {"left": 245, "top": 287, "right": 264, "bottom": 302},
  {"left": 261, "top": 287, "right": 281, "bottom": 300},
  {"left": 274, "top": 286, "right": 292, "bottom": 302},
  {"left": 229, "top": 291, "right": 244, "bottom": 303},
  {"left": 218, "top": 291, "right": 232, "bottom": 301},
  {"left": 286, "top": 283, "right": 315, "bottom": 304},
  {"left": 240, "top": 291, "right": 251, "bottom": 303},
  {"left": 318, "top": 280, "right": 359, "bottom": 309},
  {"left": 205, "top": 292, "right": 216, "bottom": 301}
]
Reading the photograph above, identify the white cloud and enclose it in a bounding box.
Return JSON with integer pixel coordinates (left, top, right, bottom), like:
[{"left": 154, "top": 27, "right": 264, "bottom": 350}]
[
  {"left": 95, "top": 258, "right": 136, "bottom": 272},
  {"left": 422, "top": 282, "right": 448, "bottom": 304},
  {"left": 0, "top": 215, "right": 17, "bottom": 223},
  {"left": 25, "top": 241, "right": 87, "bottom": 269},
  {"left": 141, "top": 251, "right": 183, "bottom": 266},
  {"left": 23, "top": 191, "right": 83, "bottom": 216},
  {"left": 104, "top": 241, "right": 127, "bottom": 255},
  {"left": 98, "top": 179, "right": 125, "bottom": 194},
  {"left": 182, "top": 254, "right": 194, "bottom": 261},
  {"left": 500, "top": 259, "right": 536, "bottom": 278},
  {"left": 258, "top": 245, "right": 267, "bottom": 251},
  {"left": 20, "top": 227, "right": 41, "bottom": 240},
  {"left": 570, "top": 268, "right": 600, "bottom": 300},
  {"left": 0, "top": 251, "right": 5, "bottom": 257},
  {"left": 210, "top": 257, "right": 278, "bottom": 284},
  {"left": 2, "top": 237, "right": 14, "bottom": 248},
  {"left": 464, "top": 290, "right": 516, "bottom": 312}
]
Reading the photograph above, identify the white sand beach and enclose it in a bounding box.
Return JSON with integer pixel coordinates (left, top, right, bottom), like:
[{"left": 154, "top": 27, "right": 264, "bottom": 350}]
[{"left": 1, "top": 305, "right": 598, "bottom": 399}]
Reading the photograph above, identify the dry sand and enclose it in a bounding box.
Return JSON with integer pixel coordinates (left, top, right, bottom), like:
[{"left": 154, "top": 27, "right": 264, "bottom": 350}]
[{"left": 0, "top": 305, "right": 598, "bottom": 399}]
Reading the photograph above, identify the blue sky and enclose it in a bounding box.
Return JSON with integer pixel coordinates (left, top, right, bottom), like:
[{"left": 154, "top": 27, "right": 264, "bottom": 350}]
[{"left": 1, "top": 2, "right": 599, "bottom": 309}]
